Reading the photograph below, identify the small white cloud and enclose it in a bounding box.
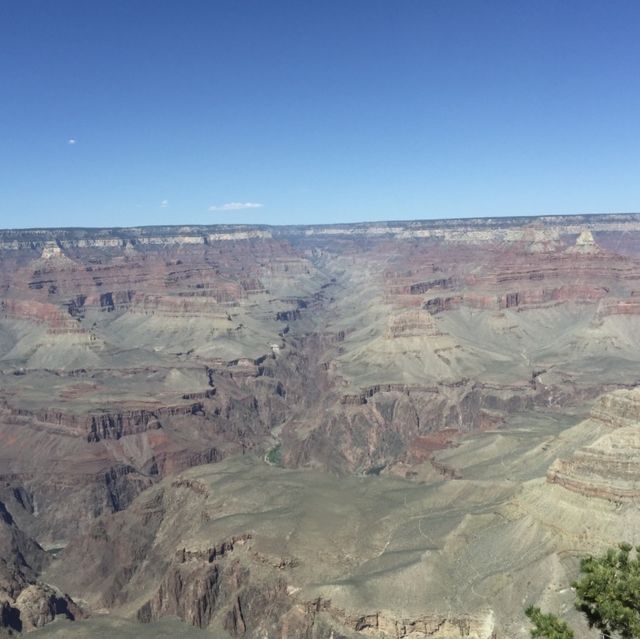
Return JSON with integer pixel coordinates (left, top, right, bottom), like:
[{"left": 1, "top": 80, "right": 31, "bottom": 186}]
[
  {"left": 160, "top": 199, "right": 169, "bottom": 208},
  {"left": 67, "top": 138, "right": 77, "bottom": 145},
  {"left": 209, "top": 202, "right": 264, "bottom": 212}
]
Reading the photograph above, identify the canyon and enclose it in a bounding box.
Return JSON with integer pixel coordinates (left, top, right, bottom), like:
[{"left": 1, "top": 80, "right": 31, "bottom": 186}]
[{"left": 0, "top": 213, "right": 640, "bottom": 637}]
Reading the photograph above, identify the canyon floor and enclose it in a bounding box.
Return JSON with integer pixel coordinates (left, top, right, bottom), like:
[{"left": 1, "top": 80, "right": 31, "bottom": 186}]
[{"left": 1, "top": 214, "right": 640, "bottom": 638}]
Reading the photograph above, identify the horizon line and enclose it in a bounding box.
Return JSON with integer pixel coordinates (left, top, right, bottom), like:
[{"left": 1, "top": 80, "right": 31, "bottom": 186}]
[{"left": 2, "top": 211, "right": 640, "bottom": 234}]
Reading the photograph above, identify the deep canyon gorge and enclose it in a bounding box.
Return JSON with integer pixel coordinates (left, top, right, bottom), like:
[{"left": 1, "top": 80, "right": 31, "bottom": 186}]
[{"left": 1, "top": 213, "right": 640, "bottom": 637}]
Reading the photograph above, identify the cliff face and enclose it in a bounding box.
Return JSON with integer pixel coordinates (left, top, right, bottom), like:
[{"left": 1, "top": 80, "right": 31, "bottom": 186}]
[
  {"left": 547, "top": 388, "right": 640, "bottom": 501},
  {"left": 1, "top": 216, "right": 640, "bottom": 525},
  {"left": 0, "top": 501, "right": 80, "bottom": 635},
  {"left": 2, "top": 214, "right": 640, "bottom": 635},
  {"left": 46, "top": 420, "right": 640, "bottom": 639},
  {"left": 48, "top": 458, "right": 503, "bottom": 639}
]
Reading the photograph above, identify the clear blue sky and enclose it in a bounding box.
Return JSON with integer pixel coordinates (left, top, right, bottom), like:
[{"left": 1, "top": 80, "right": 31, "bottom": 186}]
[{"left": 1, "top": 0, "right": 640, "bottom": 229}]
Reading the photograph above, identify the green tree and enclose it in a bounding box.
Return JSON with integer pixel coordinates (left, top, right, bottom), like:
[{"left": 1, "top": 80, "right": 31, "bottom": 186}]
[
  {"left": 525, "top": 606, "right": 574, "bottom": 639},
  {"left": 526, "top": 543, "right": 640, "bottom": 639},
  {"left": 573, "top": 543, "right": 640, "bottom": 639}
]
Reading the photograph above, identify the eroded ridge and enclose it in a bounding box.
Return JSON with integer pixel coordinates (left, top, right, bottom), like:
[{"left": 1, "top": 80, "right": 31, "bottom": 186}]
[{"left": 1, "top": 214, "right": 640, "bottom": 637}]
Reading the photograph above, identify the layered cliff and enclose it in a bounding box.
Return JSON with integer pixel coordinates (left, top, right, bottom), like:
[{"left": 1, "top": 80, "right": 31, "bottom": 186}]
[
  {"left": 547, "top": 388, "right": 640, "bottom": 501},
  {"left": 47, "top": 458, "right": 505, "bottom": 639},
  {"left": 2, "top": 214, "right": 640, "bottom": 636},
  {"left": 0, "top": 501, "right": 80, "bottom": 637},
  {"left": 2, "top": 215, "right": 640, "bottom": 531}
]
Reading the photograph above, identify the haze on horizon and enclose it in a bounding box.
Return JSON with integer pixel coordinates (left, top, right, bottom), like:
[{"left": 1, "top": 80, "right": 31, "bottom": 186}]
[{"left": 1, "top": 0, "right": 639, "bottom": 229}]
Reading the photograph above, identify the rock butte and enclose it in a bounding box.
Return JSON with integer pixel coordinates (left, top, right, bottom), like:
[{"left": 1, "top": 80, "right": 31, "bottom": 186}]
[{"left": 0, "top": 213, "right": 639, "bottom": 638}]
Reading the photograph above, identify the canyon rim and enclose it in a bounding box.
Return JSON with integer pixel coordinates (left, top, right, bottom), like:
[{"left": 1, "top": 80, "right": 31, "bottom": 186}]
[{"left": 0, "top": 214, "right": 640, "bottom": 637}]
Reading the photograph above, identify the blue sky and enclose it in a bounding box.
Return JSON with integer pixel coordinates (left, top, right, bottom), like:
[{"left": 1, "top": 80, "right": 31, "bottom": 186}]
[{"left": 1, "top": 0, "right": 640, "bottom": 228}]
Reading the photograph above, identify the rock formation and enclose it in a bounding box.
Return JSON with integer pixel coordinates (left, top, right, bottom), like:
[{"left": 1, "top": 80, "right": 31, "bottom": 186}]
[
  {"left": 0, "top": 213, "right": 640, "bottom": 636},
  {"left": 548, "top": 388, "right": 640, "bottom": 501},
  {"left": 0, "top": 500, "right": 80, "bottom": 636}
]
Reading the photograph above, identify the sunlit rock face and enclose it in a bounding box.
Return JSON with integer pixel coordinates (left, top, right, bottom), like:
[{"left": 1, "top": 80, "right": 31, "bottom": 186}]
[
  {"left": 547, "top": 388, "right": 640, "bottom": 501},
  {"left": 1, "top": 214, "right": 640, "bottom": 636},
  {"left": 0, "top": 499, "right": 81, "bottom": 636},
  {"left": 1, "top": 215, "right": 640, "bottom": 519}
]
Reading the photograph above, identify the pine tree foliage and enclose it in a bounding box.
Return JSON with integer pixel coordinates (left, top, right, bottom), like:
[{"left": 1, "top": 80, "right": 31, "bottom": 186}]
[
  {"left": 573, "top": 543, "right": 640, "bottom": 639},
  {"left": 526, "top": 543, "right": 640, "bottom": 639},
  {"left": 525, "top": 606, "right": 575, "bottom": 639}
]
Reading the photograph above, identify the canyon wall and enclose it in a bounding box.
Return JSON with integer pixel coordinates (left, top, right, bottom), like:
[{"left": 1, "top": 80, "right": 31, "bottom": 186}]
[{"left": 1, "top": 214, "right": 640, "bottom": 636}]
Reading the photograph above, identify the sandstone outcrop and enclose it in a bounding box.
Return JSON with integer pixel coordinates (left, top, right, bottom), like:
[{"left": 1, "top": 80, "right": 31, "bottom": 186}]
[
  {"left": 0, "top": 500, "right": 80, "bottom": 635},
  {"left": 589, "top": 388, "right": 640, "bottom": 428},
  {"left": 547, "top": 388, "right": 640, "bottom": 501},
  {"left": 385, "top": 310, "right": 442, "bottom": 338}
]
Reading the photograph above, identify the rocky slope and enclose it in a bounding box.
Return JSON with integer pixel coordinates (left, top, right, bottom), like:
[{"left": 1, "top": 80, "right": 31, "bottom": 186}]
[
  {"left": 1, "top": 213, "right": 640, "bottom": 635},
  {"left": 547, "top": 388, "right": 640, "bottom": 501},
  {"left": 41, "top": 399, "right": 640, "bottom": 639},
  {"left": 0, "top": 500, "right": 80, "bottom": 637}
]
